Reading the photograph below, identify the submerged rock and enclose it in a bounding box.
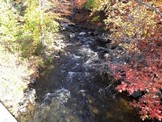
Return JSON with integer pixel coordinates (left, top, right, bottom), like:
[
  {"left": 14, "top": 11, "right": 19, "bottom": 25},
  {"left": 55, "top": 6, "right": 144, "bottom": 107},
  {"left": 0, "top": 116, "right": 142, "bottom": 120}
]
[
  {"left": 79, "top": 32, "right": 86, "bottom": 36},
  {"left": 96, "top": 33, "right": 111, "bottom": 43},
  {"left": 18, "top": 88, "right": 36, "bottom": 112},
  {"left": 131, "top": 90, "right": 143, "bottom": 98},
  {"left": 42, "top": 88, "right": 71, "bottom": 105},
  {"left": 69, "top": 33, "right": 76, "bottom": 38}
]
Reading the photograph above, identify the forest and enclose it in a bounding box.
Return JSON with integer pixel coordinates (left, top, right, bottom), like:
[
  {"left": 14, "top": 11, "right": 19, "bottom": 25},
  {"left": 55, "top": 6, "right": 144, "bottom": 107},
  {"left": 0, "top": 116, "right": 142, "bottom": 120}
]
[{"left": 0, "top": 0, "right": 161, "bottom": 122}]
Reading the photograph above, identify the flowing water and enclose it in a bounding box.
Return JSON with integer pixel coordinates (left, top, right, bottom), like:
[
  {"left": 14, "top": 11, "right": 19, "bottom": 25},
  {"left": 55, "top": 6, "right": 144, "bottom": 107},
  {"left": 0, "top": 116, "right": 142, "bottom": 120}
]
[{"left": 18, "top": 24, "right": 143, "bottom": 122}]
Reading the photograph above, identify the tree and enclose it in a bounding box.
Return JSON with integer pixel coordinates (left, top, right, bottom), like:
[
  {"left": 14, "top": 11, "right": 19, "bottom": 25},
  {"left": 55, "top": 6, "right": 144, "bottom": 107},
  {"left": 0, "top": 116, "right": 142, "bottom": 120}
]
[{"left": 86, "top": 0, "right": 162, "bottom": 120}]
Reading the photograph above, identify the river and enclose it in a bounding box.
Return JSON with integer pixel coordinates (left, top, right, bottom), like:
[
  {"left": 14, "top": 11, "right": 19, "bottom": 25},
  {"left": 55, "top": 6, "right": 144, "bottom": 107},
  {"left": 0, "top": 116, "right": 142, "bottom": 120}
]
[{"left": 17, "top": 21, "right": 144, "bottom": 122}]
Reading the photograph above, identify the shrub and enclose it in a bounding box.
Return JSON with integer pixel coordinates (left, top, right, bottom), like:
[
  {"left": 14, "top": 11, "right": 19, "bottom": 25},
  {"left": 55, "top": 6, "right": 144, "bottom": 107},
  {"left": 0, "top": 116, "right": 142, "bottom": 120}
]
[
  {"left": 110, "top": 38, "right": 162, "bottom": 120},
  {"left": 0, "top": 0, "right": 59, "bottom": 57},
  {"left": 0, "top": 1, "right": 20, "bottom": 51},
  {"left": 89, "top": 0, "right": 162, "bottom": 121},
  {"left": 91, "top": 1, "right": 157, "bottom": 52}
]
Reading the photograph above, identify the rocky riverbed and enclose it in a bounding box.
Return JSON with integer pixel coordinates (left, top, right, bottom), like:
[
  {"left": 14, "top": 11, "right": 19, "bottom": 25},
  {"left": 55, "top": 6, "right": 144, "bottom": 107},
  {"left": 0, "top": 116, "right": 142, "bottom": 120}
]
[{"left": 17, "top": 20, "right": 143, "bottom": 122}]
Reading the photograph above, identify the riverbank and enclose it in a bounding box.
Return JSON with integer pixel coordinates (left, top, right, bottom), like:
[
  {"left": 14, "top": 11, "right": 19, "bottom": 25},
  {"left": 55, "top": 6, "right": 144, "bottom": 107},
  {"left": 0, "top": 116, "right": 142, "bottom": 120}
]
[{"left": 0, "top": 48, "right": 32, "bottom": 116}]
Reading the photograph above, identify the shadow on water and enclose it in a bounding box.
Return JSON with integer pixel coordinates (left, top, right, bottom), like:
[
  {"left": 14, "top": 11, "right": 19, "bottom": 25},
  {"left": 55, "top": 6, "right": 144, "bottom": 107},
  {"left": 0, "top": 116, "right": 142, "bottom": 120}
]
[{"left": 17, "top": 1, "right": 152, "bottom": 122}]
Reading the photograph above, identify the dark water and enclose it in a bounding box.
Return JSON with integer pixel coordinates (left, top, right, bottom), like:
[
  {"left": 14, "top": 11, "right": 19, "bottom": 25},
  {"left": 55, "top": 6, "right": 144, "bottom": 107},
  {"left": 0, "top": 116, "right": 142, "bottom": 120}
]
[{"left": 18, "top": 25, "right": 143, "bottom": 122}]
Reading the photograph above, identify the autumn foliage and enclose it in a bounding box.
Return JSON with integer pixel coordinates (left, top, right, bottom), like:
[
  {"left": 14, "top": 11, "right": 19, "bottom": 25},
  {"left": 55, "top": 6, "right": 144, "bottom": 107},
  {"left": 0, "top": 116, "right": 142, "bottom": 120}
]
[
  {"left": 83, "top": 0, "right": 162, "bottom": 121},
  {"left": 74, "top": 0, "right": 87, "bottom": 9},
  {"left": 110, "top": 32, "right": 162, "bottom": 120}
]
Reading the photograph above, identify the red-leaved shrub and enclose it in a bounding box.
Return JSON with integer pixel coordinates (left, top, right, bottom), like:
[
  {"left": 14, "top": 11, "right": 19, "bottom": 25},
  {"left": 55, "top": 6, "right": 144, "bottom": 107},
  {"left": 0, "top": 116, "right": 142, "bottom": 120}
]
[{"left": 109, "top": 33, "right": 162, "bottom": 120}]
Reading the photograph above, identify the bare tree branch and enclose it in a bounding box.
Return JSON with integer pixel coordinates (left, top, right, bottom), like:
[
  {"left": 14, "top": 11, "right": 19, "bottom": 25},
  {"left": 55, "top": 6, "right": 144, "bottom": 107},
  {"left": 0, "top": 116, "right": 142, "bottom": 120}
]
[{"left": 136, "top": 0, "right": 162, "bottom": 18}]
